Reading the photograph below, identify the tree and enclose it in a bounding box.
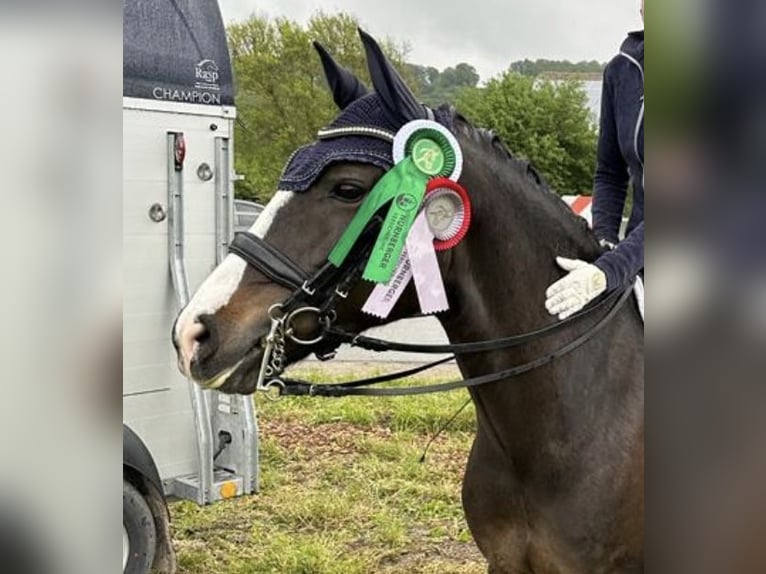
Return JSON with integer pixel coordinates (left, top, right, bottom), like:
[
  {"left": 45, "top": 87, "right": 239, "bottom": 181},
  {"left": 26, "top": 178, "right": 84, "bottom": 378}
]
[
  {"left": 457, "top": 72, "right": 597, "bottom": 195},
  {"left": 510, "top": 59, "right": 605, "bottom": 79},
  {"left": 227, "top": 13, "right": 411, "bottom": 201},
  {"left": 453, "top": 63, "right": 480, "bottom": 87},
  {"left": 407, "top": 62, "right": 480, "bottom": 107},
  {"left": 509, "top": 58, "right": 536, "bottom": 76}
]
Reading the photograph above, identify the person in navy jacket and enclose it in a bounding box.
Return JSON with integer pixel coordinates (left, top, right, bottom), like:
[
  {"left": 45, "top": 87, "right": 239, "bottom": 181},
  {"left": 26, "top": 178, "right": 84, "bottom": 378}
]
[{"left": 545, "top": 8, "right": 644, "bottom": 319}]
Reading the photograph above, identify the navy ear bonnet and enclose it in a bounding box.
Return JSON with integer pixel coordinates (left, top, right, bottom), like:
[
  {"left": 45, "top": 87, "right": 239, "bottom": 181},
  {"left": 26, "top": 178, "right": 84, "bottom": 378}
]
[{"left": 277, "top": 95, "right": 455, "bottom": 193}]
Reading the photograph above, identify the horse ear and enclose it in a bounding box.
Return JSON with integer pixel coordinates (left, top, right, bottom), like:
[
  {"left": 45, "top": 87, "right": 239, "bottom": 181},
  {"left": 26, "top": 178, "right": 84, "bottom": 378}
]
[
  {"left": 358, "top": 28, "right": 429, "bottom": 123},
  {"left": 313, "top": 41, "right": 368, "bottom": 109}
]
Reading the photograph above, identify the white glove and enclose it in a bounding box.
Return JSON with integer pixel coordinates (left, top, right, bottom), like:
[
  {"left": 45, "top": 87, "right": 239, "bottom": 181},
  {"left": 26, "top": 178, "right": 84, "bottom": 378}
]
[{"left": 545, "top": 257, "right": 607, "bottom": 320}]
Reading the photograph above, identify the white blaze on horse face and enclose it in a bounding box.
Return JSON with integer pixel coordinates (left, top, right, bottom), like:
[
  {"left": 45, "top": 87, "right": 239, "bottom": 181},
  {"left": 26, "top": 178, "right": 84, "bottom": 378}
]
[{"left": 175, "top": 191, "right": 294, "bottom": 375}]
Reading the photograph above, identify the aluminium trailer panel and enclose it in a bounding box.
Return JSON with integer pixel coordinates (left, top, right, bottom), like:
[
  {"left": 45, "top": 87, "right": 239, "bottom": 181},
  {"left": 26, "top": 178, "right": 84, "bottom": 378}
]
[{"left": 123, "top": 99, "right": 251, "bottom": 498}]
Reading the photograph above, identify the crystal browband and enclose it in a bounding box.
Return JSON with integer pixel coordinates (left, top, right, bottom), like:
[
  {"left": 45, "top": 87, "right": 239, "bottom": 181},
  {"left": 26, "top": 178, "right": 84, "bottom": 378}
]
[{"left": 317, "top": 126, "right": 396, "bottom": 143}]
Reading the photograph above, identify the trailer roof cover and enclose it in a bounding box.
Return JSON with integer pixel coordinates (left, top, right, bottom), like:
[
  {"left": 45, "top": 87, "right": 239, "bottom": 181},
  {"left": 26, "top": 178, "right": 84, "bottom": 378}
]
[{"left": 123, "top": 0, "right": 234, "bottom": 107}]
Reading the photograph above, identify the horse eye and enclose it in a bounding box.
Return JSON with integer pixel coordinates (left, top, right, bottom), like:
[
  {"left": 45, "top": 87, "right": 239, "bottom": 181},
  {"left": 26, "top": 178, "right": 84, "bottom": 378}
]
[{"left": 331, "top": 183, "right": 366, "bottom": 203}]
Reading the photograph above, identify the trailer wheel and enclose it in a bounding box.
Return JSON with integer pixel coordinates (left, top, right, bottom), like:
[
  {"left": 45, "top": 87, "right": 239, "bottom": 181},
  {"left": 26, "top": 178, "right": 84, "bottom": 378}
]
[{"left": 123, "top": 479, "right": 157, "bottom": 574}]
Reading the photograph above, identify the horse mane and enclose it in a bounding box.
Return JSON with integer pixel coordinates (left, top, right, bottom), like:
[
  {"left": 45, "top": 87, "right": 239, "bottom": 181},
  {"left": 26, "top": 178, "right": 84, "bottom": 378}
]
[{"left": 444, "top": 106, "right": 593, "bottom": 234}]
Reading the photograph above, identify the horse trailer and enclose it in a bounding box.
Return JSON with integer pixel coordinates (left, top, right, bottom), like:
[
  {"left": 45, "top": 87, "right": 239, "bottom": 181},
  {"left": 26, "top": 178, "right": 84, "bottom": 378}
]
[{"left": 123, "top": 1, "right": 259, "bottom": 572}]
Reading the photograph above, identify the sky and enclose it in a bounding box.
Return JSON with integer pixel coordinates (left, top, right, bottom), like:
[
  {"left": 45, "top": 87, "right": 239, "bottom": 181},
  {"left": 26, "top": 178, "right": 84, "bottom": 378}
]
[{"left": 218, "top": 0, "right": 643, "bottom": 82}]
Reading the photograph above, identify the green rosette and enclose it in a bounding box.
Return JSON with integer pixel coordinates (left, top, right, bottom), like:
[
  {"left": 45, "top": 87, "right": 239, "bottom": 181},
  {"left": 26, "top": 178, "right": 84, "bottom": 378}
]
[
  {"left": 393, "top": 119, "right": 464, "bottom": 181},
  {"left": 405, "top": 129, "right": 457, "bottom": 178}
]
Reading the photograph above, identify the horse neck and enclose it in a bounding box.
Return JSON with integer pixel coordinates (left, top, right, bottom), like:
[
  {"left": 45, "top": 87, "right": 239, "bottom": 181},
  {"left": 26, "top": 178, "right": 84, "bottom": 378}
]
[
  {"left": 440, "top": 139, "right": 601, "bottom": 346},
  {"left": 436, "top": 137, "right": 617, "bottom": 462}
]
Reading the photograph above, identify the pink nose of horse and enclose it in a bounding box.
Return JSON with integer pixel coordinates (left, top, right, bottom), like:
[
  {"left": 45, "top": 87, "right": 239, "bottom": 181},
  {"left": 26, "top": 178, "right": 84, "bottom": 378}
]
[{"left": 177, "top": 321, "right": 208, "bottom": 376}]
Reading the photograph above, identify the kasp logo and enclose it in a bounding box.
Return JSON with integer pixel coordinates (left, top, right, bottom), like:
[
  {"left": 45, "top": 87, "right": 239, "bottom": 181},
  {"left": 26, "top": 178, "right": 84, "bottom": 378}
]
[{"left": 195, "top": 59, "right": 220, "bottom": 88}]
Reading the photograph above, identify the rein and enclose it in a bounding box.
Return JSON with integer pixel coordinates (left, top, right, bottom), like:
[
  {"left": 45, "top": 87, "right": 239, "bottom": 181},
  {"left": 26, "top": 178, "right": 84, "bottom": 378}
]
[
  {"left": 273, "top": 286, "right": 632, "bottom": 397},
  {"left": 229, "top": 222, "right": 633, "bottom": 399},
  {"left": 322, "top": 287, "right": 623, "bottom": 354}
]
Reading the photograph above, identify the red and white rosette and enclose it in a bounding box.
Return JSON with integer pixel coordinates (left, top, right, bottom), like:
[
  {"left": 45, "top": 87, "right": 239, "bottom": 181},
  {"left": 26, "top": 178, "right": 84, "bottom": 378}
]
[
  {"left": 423, "top": 178, "right": 472, "bottom": 251},
  {"left": 361, "top": 179, "right": 472, "bottom": 319}
]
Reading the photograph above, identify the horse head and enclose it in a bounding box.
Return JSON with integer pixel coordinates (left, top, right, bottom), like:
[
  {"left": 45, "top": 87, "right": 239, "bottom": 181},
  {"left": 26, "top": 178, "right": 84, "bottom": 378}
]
[{"left": 173, "top": 30, "right": 460, "bottom": 393}]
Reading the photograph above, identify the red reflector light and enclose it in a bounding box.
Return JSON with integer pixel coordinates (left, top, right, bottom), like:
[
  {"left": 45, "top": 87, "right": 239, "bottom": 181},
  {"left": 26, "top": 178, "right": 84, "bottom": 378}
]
[{"left": 174, "top": 133, "right": 186, "bottom": 170}]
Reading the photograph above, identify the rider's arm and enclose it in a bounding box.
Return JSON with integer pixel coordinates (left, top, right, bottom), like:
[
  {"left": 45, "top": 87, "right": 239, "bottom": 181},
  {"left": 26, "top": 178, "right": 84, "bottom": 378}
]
[
  {"left": 592, "top": 69, "right": 630, "bottom": 246},
  {"left": 594, "top": 221, "right": 644, "bottom": 290}
]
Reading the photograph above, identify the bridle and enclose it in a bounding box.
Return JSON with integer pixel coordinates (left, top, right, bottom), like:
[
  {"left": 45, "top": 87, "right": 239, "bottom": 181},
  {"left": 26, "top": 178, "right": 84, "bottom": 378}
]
[{"left": 229, "top": 211, "right": 633, "bottom": 399}]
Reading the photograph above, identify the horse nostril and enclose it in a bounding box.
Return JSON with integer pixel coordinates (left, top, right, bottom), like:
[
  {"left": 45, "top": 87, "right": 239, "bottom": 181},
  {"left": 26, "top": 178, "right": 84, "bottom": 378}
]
[
  {"left": 193, "top": 315, "right": 218, "bottom": 363},
  {"left": 178, "top": 316, "right": 219, "bottom": 377},
  {"left": 195, "top": 323, "right": 210, "bottom": 345}
]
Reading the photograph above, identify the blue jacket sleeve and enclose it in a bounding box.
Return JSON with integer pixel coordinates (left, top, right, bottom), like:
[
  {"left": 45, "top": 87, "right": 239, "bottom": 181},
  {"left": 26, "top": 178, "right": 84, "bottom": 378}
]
[
  {"left": 594, "top": 221, "right": 644, "bottom": 290},
  {"left": 592, "top": 68, "right": 630, "bottom": 244}
]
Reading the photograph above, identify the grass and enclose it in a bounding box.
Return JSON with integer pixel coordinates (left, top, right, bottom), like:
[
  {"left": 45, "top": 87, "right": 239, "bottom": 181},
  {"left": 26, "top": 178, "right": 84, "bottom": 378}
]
[{"left": 170, "top": 364, "right": 485, "bottom": 573}]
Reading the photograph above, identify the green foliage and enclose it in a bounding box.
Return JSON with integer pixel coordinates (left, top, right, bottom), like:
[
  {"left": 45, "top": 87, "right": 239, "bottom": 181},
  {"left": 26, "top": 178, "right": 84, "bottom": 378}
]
[
  {"left": 407, "top": 62, "right": 480, "bottom": 107},
  {"left": 227, "top": 13, "right": 411, "bottom": 201},
  {"left": 510, "top": 58, "right": 605, "bottom": 79},
  {"left": 457, "top": 72, "right": 597, "bottom": 195}
]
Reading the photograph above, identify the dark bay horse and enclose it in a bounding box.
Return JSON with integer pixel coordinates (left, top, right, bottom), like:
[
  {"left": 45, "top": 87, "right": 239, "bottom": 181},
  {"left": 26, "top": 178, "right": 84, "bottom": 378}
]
[{"left": 173, "top": 30, "right": 644, "bottom": 573}]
